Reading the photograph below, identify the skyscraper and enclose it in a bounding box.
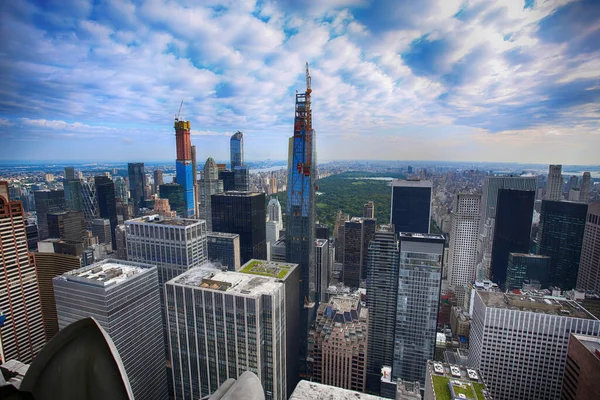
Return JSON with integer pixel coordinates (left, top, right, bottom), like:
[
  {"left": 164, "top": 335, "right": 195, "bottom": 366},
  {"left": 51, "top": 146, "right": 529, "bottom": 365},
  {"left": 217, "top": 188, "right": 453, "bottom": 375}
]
[
  {"left": 199, "top": 157, "right": 223, "bottom": 230},
  {"left": 207, "top": 231, "right": 241, "bottom": 271},
  {"left": 212, "top": 191, "right": 267, "bottom": 263},
  {"left": 159, "top": 183, "right": 184, "bottom": 216},
  {"left": 166, "top": 260, "right": 299, "bottom": 400},
  {"left": 447, "top": 194, "right": 481, "bottom": 303},
  {"left": 54, "top": 259, "right": 168, "bottom": 399},
  {"left": 361, "top": 218, "right": 376, "bottom": 280},
  {"left": 174, "top": 119, "right": 195, "bottom": 217},
  {"left": 546, "top": 164, "right": 563, "bottom": 200},
  {"left": 47, "top": 210, "right": 86, "bottom": 243},
  {"left": 0, "top": 182, "right": 46, "bottom": 363},
  {"left": 394, "top": 233, "right": 444, "bottom": 385},
  {"left": 230, "top": 130, "right": 244, "bottom": 168},
  {"left": 34, "top": 189, "right": 67, "bottom": 240},
  {"left": 580, "top": 172, "right": 591, "bottom": 203},
  {"left": 365, "top": 225, "right": 398, "bottom": 394},
  {"left": 191, "top": 144, "right": 199, "bottom": 218},
  {"left": 577, "top": 203, "right": 600, "bottom": 292},
  {"left": 363, "top": 201, "right": 375, "bottom": 219},
  {"left": 64, "top": 166, "right": 75, "bottom": 181},
  {"left": 314, "top": 238, "right": 329, "bottom": 302},
  {"left": 334, "top": 210, "right": 349, "bottom": 263},
  {"left": 505, "top": 253, "right": 551, "bottom": 290},
  {"left": 490, "top": 189, "right": 535, "bottom": 288},
  {"left": 286, "top": 63, "right": 317, "bottom": 375},
  {"left": 309, "top": 292, "right": 368, "bottom": 393},
  {"left": 343, "top": 217, "right": 365, "bottom": 288},
  {"left": 94, "top": 175, "right": 118, "bottom": 249},
  {"left": 91, "top": 218, "right": 112, "bottom": 247},
  {"left": 268, "top": 198, "right": 283, "bottom": 225},
  {"left": 468, "top": 290, "right": 600, "bottom": 400},
  {"left": 153, "top": 169, "right": 164, "bottom": 193},
  {"left": 537, "top": 200, "right": 587, "bottom": 290},
  {"left": 128, "top": 162, "right": 145, "bottom": 215},
  {"left": 390, "top": 180, "right": 432, "bottom": 234},
  {"left": 561, "top": 334, "right": 600, "bottom": 400}
]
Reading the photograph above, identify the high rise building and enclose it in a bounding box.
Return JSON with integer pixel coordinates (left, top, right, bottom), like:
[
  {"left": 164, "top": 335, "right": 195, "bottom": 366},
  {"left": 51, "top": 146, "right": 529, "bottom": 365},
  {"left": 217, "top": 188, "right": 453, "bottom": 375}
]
[
  {"left": 64, "top": 166, "right": 75, "bottom": 181},
  {"left": 309, "top": 292, "right": 368, "bottom": 392},
  {"left": 316, "top": 224, "right": 329, "bottom": 240},
  {"left": 546, "top": 164, "right": 563, "bottom": 200},
  {"left": 230, "top": 130, "right": 244, "bottom": 168},
  {"left": 191, "top": 144, "right": 199, "bottom": 218},
  {"left": 361, "top": 218, "right": 376, "bottom": 280},
  {"left": 159, "top": 183, "right": 184, "bottom": 216},
  {"left": 0, "top": 182, "right": 46, "bottom": 363},
  {"left": 365, "top": 225, "right": 398, "bottom": 394},
  {"left": 268, "top": 198, "right": 283, "bottom": 225},
  {"left": 343, "top": 217, "right": 365, "bottom": 288},
  {"left": 234, "top": 164, "right": 250, "bottom": 192},
  {"left": 394, "top": 233, "right": 444, "bottom": 385},
  {"left": 423, "top": 361, "right": 488, "bottom": 400},
  {"left": 447, "top": 194, "right": 481, "bottom": 303},
  {"left": 561, "top": 334, "right": 600, "bottom": 400},
  {"left": 363, "top": 201, "right": 375, "bottom": 219},
  {"left": 468, "top": 291, "right": 600, "bottom": 400},
  {"left": 34, "top": 239, "right": 83, "bottom": 341},
  {"left": 490, "top": 189, "right": 535, "bottom": 288},
  {"left": 80, "top": 179, "right": 99, "bottom": 228},
  {"left": 34, "top": 189, "right": 67, "bottom": 240},
  {"left": 94, "top": 176, "right": 118, "bottom": 249},
  {"left": 286, "top": 64, "right": 317, "bottom": 376},
  {"left": 165, "top": 260, "right": 299, "bottom": 400},
  {"left": 64, "top": 178, "right": 83, "bottom": 212},
  {"left": 480, "top": 176, "right": 537, "bottom": 229},
  {"left": 173, "top": 118, "right": 195, "bottom": 217},
  {"left": 577, "top": 203, "right": 600, "bottom": 292},
  {"left": 127, "top": 162, "right": 146, "bottom": 215},
  {"left": 54, "top": 259, "right": 168, "bottom": 399},
  {"left": 537, "top": 200, "right": 587, "bottom": 290},
  {"left": 91, "top": 218, "right": 112, "bottom": 247},
  {"left": 219, "top": 169, "right": 236, "bottom": 191},
  {"left": 334, "top": 210, "right": 349, "bottom": 263},
  {"left": 212, "top": 191, "right": 266, "bottom": 263},
  {"left": 199, "top": 157, "right": 223, "bottom": 230},
  {"left": 390, "top": 180, "right": 432, "bottom": 234},
  {"left": 114, "top": 224, "right": 126, "bottom": 260},
  {"left": 580, "top": 172, "right": 591, "bottom": 203},
  {"left": 315, "top": 238, "right": 329, "bottom": 302},
  {"left": 207, "top": 231, "right": 241, "bottom": 271},
  {"left": 153, "top": 169, "right": 163, "bottom": 194},
  {"left": 505, "top": 253, "right": 551, "bottom": 290},
  {"left": 47, "top": 210, "right": 86, "bottom": 243},
  {"left": 153, "top": 197, "right": 177, "bottom": 217}
]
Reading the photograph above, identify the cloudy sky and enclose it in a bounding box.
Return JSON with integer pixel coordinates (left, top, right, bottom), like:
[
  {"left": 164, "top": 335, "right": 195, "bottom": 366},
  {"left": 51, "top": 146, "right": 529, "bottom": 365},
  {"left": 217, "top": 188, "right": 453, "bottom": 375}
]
[{"left": 0, "top": 0, "right": 599, "bottom": 164}]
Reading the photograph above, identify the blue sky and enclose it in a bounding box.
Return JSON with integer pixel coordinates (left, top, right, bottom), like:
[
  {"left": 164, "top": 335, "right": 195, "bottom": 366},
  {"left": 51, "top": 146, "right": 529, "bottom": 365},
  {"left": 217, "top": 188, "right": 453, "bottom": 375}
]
[{"left": 0, "top": 0, "right": 599, "bottom": 164}]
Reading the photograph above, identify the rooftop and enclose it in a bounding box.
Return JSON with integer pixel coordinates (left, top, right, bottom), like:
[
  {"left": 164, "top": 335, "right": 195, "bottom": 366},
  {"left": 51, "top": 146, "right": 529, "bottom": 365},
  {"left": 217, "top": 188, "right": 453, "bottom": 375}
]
[
  {"left": 315, "top": 238, "right": 327, "bottom": 247},
  {"left": 510, "top": 252, "right": 551, "bottom": 259},
  {"left": 207, "top": 231, "right": 239, "bottom": 239},
  {"left": 127, "top": 215, "right": 199, "bottom": 226},
  {"left": 391, "top": 179, "right": 432, "bottom": 188},
  {"left": 399, "top": 232, "right": 445, "bottom": 240},
  {"left": 290, "top": 381, "right": 385, "bottom": 400},
  {"left": 239, "top": 259, "right": 296, "bottom": 279},
  {"left": 572, "top": 334, "right": 600, "bottom": 358},
  {"left": 427, "top": 361, "right": 490, "bottom": 400},
  {"left": 59, "top": 259, "right": 151, "bottom": 288},
  {"left": 214, "top": 191, "right": 263, "bottom": 197},
  {"left": 478, "top": 291, "right": 597, "bottom": 320}
]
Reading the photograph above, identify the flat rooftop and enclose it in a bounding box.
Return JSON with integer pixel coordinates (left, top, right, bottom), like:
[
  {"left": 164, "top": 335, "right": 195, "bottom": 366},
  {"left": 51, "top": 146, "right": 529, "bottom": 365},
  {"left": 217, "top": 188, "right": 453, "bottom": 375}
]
[
  {"left": 60, "top": 259, "right": 151, "bottom": 287},
  {"left": 127, "top": 215, "right": 199, "bottom": 226},
  {"left": 239, "top": 259, "right": 296, "bottom": 280},
  {"left": 573, "top": 334, "right": 600, "bottom": 357},
  {"left": 427, "top": 361, "right": 490, "bottom": 400},
  {"left": 290, "top": 381, "right": 385, "bottom": 400},
  {"left": 510, "top": 252, "right": 550, "bottom": 259},
  {"left": 214, "top": 191, "right": 262, "bottom": 197},
  {"left": 207, "top": 232, "right": 239, "bottom": 239},
  {"left": 478, "top": 291, "right": 598, "bottom": 320},
  {"left": 391, "top": 179, "right": 432, "bottom": 188},
  {"left": 328, "top": 293, "right": 360, "bottom": 313},
  {"left": 398, "top": 232, "right": 445, "bottom": 240}
]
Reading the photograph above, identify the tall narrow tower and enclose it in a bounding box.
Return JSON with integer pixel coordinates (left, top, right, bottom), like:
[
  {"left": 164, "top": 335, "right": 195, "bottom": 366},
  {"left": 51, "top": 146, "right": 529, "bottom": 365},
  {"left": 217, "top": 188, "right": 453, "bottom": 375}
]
[
  {"left": 174, "top": 112, "right": 195, "bottom": 217},
  {"left": 286, "top": 63, "right": 317, "bottom": 376}
]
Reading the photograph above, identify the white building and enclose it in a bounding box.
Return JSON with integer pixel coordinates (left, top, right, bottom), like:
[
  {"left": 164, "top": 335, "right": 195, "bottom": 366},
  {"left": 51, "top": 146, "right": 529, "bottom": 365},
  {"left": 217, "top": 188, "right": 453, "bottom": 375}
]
[
  {"left": 546, "top": 164, "right": 563, "bottom": 201},
  {"left": 468, "top": 290, "right": 600, "bottom": 400}
]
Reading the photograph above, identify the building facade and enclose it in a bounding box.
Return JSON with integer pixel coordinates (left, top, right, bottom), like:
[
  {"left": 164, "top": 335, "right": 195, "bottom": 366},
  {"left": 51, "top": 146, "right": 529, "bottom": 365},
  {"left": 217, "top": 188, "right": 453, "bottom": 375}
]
[
  {"left": 47, "top": 210, "right": 87, "bottom": 243},
  {"left": 34, "top": 189, "right": 67, "bottom": 240},
  {"left": 207, "top": 231, "right": 241, "bottom": 271},
  {"left": 315, "top": 238, "right": 329, "bottom": 303},
  {"left": 174, "top": 120, "right": 195, "bottom": 217},
  {"left": 561, "top": 334, "right": 600, "bottom": 400},
  {"left": 390, "top": 180, "right": 432, "bottom": 234},
  {"left": 580, "top": 172, "right": 591, "bottom": 204},
  {"left": 468, "top": 291, "right": 600, "bottom": 400},
  {"left": 546, "top": 164, "right": 563, "bottom": 201},
  {"left": 576, "top": 203, "right": 600, "bottom": 292},
  {"left": 199, "top": 157, "right": 223, "bottom": 231},
  {"left": 363, "top": 201, "right": 375, "bottom": 219},
  {"left": 94, "top": 175, "right": 118, "bottom": 250},
  {"left": 505, "top": 253, "right": 551, "bottom": 290},
  {"left": 91, "top": 218, "right": 112, "bottom": 247},
  {"left": 127, "top": 162, "right": 145, "bottom": 215},
  {"left": 343, "top": 217, "right": 365, "bottom": 288},
  {"left": 0, "top": 183, "right": 46, "bottom": 363},
  {"left": 159, "top": 183, "right": 185, "bottom": 217},
  {"left": 53, "top": 259, "right": 168, "bottom": 399}
]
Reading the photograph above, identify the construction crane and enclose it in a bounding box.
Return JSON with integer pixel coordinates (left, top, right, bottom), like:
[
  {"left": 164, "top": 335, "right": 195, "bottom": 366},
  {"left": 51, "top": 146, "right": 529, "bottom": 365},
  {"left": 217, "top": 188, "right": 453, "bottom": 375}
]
[{"left": 175, "top": 100, "right": 184, "bottom": 122}]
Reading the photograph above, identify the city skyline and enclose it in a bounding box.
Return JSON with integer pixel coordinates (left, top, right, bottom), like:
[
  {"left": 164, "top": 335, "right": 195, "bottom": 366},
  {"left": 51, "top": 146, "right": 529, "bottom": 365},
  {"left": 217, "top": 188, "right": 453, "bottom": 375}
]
[{"left": 1, "top": 0, "right": 599, "bottom": 164}]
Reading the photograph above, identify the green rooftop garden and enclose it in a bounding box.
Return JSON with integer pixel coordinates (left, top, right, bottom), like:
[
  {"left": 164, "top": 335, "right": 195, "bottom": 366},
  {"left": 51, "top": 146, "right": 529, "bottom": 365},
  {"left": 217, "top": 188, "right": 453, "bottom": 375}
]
[
  {"left": 240, "top": 260, "right": 291, "bottom": 279},
  {"left": 432, "top": 375, "right": 487, "bottom": 400}
]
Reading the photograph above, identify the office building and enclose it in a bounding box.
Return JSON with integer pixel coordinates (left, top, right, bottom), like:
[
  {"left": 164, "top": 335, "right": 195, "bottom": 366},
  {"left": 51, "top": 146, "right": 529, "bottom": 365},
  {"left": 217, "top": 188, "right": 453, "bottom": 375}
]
[
  {"left": 334, "top": 211, "right": 349, "bottom": 263},
  {"left": 230, "top": 130, "right": 244, "bottom": 169},
  {"left": 537, "top": 200, "right": 587, "bottom": 290},
  {"left": 64, "top": 166, "right": 75, "bottom": 181},
  {"left": 309, "top": 292, "right": 368, "bottom": 392},
  {"left": 172, "top": 119, "right": 194, "bottom": 217},
  {"left": 199, "top": 157, "right": 223, "bottom": 230},
  {"left": 390, "top": 180, "right": 432, "bottom": 234},
  {"left": 561, "top": 334, "right": 600, "bottom": 400},
  {"left": 447, "top": 194, "right": 481, "bottom": 303},
  {"left": 94, "top": 175, "right": 118, "bottom": 250},
  {"left": 344, "top": 217, "right": 365, "bottom": 288},
  {"left": 505, "top": 253, "right": 551, "bottom": 290},
  {"left": 480, "top": 175, "right": 537, "bottom": 230},
  {"left": 363, "top": 201, "right": 375, "bottom": 219},
  {"left": 285, "top": 64, "right": 317, "bottom": 377},
  {"left": 316, "top": 224, "right": 329, "bottom": 240},
  {"left": 165, "top": 260, "right": 299, "bottom": 400},
  {"left": 577, "top": 203, "right": 600, "bottom": 292},
  {"left": 490, "top": 188, "right": 535, "bottom": 288},
  {"left": 424, "top": 361, "right": 489, "bottom": 400},
  {"left": 34, "top": 239, "right": 83, "bottom": 341},
  {"left": 127, "top": 162, "right": 145, "bottom": 215},
  {"left": 91, "top": 218, "right": 112, "bottom": 248},
  {"left": 207, "top": 231, "right": 241, "bottom": 271},
  {"left": 80, "top": 179, "right": 99, "bottom": 228},
  {"left": 362, "top": 218, "right": 376, "bottom": 280},
  {"left": 153, "top": 169, "right": 163, "bottom": 194},
  {"left": 268, "top": 198, "right": 283, "bottom": 225},
  {"left": 34, "top": 189, "right": 67, "bottom": 240},
  {"left": 468, "top": 290, "right": 600, "bottom": 400},
  {"left": 114, "top": 224, "right": 126, "bottom": 259},
  {"left": 569, "top": 188, "right": 581, "bottom": 202},
  {"left": 366, "top": 225, "right": 399, "bottom": 394},
  {"left": 266, "top": 220, "right": 280, "bottom": 249},
  {"left": 153, "top": 197, "right": 177, "bottom": 217},
  {"left": 580, "top": 172, "right": 591, "bottom": 203},
  {"left": 25, "top": 220, "right": 38, "bottom": 251},
  {"left": 393, "top": 233, "right": 444, "bottom": 385},
  {"left": 53, "top": 259, "right": 168, "bottom": 399},
  {"left": 546, "top": 164, "right": 563, "bottom": 200},
  {"left": 191, "top": 144, "right": 199, "bottom": 217},
  {"left": 315, "top": 238, "right": 329, "bottom": 302},
  {"left": 219, "top": 169, "right": 236, "bottom": 191},
  {"left": 47, "top": 210, "right": 86, "bottom": 243},
  {"left": 212, "top": 191, "right": 266, "bottom": 263},
  {"left": 159, "top": 183, "right": 184, "bottom": 216},
  {"left": 0, "top": 183, "right": 46, "bottom": 363},
  {"left": 64, "top": 178, "right": 83, "bottom": 212},
  {"left": 271, "top": 237, "right": 287, "bottom": 262}
]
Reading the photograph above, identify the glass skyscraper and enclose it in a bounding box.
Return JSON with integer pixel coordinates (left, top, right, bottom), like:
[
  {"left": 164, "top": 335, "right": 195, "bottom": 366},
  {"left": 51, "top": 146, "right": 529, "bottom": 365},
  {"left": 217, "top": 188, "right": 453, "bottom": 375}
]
[
  {"left": 94, "top": 175, "right": 118, "bottom": 250},
  {"left": 128, "top": 162, "right": 145, "bottom": 215},
  {"left": 230, "top": 130, "right": 244, "bottom": 168},
  {"left": 506, "top": 253, "right": 551, "bottom": 290},
  {"left": 390, "top": 180, "right": 432, "bottom": 234}
]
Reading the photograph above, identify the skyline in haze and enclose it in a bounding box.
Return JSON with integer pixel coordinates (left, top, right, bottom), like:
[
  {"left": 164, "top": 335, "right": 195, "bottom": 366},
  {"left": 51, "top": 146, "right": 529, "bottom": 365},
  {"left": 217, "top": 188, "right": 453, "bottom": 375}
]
[{"left": 1, "top": 0, "right": 599, "bottom": 164}]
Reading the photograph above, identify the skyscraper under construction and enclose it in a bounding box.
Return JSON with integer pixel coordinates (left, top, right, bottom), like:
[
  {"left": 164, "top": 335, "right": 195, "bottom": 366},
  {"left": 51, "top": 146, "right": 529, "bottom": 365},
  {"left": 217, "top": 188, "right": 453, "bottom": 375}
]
[
  {"left": 174, "top": 107, "right": 195, "bottom": 217},
  {"left": 286, "top": 63, "right": 317, "bottom": 376}
]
